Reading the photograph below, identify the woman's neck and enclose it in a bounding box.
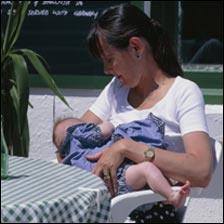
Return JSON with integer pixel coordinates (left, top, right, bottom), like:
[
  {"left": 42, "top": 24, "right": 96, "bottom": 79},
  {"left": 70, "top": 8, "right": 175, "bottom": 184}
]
[
  {"left": 133, "top": 65, "right": 169, "bottom": 99},
  {"left": 134, "top": 51, "right": 165, "bottom": 94}
]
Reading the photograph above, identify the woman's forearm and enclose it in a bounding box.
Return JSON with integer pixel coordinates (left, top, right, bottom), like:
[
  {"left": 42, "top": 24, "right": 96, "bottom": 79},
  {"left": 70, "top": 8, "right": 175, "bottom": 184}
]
[
  {"left": 152, "top": 148, "right": 211, "bottom": 186},
  {"left": 119, "top": 138, "right": 212, "bottom": 187}
]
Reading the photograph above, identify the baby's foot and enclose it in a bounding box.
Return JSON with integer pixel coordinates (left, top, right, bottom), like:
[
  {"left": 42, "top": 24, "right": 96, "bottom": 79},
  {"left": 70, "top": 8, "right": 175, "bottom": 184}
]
[{"left": 166, "top": 181, "right": 191, "bottom": 208}]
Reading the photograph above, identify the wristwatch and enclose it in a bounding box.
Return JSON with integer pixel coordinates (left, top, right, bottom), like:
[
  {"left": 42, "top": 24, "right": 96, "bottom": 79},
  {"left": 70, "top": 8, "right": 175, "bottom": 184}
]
[{"left": 144, "top": 146, "right": 155, "bottom": 162}]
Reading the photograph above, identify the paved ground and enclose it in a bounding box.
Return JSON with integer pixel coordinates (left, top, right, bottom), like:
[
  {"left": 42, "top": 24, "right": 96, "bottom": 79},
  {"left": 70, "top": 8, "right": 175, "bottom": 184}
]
[{"left": 183, "top": 199, "right": 223, "bottom": 223}]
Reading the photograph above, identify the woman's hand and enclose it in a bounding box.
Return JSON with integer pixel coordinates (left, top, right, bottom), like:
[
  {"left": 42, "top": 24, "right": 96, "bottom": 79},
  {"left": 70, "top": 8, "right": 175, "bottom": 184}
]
[{"left": 85, "top": 141, "right": 125, "bottom": 197}]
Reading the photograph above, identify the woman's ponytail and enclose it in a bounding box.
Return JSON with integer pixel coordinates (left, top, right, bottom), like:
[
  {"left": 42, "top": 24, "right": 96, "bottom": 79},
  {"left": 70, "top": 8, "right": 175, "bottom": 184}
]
[{"left": 147, "top": 19, "right": 184, "bottom": 77}]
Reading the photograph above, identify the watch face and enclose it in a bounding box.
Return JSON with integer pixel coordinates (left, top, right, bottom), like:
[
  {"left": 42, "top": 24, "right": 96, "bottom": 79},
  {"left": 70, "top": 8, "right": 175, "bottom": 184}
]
[
  {"left": 144, "top": 148, "right": 155, "bottom": 161},
  {"left": 146, "top": 150, "right": 153, "bottom": 157}
]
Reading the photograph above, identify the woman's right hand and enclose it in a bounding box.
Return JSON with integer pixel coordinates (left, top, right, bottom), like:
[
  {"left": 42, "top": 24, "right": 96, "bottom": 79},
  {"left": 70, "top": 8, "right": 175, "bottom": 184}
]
[{"left": 86, "top": 140, "right": 126, "bottom": 197}]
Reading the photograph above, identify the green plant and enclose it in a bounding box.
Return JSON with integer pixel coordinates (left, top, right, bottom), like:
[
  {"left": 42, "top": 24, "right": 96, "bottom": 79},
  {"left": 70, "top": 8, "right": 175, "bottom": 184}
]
[{"left": 1, "top": 1, "right": 70, "bottom": 157}]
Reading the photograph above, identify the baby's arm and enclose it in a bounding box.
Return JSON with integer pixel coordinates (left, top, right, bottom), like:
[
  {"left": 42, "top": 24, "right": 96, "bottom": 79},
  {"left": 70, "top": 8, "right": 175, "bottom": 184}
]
[{"left": 98, "top": 121, "right": 115, "bottom": 139}]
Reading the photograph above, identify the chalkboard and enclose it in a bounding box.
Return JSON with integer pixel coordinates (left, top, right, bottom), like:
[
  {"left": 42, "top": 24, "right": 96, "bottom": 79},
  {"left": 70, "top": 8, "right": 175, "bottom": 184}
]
[{"left": 1, "top": 1, "right": 129, "bottom": 77}]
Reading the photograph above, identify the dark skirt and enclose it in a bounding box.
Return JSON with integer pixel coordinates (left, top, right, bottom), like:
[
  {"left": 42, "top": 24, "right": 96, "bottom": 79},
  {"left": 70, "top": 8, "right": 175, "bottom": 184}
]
[{"left": 129, "top": 202, "right": 179, "bottom": 223}]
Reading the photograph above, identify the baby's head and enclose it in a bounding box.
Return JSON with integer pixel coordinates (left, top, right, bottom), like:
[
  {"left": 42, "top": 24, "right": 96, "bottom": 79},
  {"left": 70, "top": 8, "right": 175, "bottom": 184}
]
[
  {"left": 53, "top": 117, "right": 83, "bottom": 162},
  {"left": 52, "top": 118, "right": 115, "bottom": 162}
]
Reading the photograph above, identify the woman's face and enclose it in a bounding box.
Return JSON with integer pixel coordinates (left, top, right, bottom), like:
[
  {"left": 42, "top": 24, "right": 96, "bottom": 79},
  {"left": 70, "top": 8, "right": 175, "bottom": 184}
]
[{"left": 99, "top": 37, "right": 143, "bottom": 87}]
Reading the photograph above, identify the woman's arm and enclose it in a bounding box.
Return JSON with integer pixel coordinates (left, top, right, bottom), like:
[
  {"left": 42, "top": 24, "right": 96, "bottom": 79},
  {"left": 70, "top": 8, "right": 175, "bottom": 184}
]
[
  {"left": 121, "top": 131, "right": 213, "bottom": 187},
  {"left": 87, "top": 131, "right": 212, "bottom": 195}
]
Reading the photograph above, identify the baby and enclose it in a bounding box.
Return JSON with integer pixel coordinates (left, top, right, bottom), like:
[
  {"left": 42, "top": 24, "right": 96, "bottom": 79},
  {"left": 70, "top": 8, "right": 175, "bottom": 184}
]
[
  {"left": 53, "top": 117, "right": 114, "bottom": 162},
  {"left": 53, "top": 115, "right": 190, "bottom": 208}
]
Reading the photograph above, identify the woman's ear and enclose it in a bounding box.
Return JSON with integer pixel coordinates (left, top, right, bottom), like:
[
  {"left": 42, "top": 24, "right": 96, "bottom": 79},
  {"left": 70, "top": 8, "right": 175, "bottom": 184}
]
[{"left": 128, "top": 37, "right": 145, "bottom": 59}]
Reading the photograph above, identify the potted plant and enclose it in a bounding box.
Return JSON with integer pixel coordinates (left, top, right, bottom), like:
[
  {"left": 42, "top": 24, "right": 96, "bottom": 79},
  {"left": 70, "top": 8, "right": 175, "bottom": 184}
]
[{"left": 1, "top": 1, "right": 70, "bottom": 159}]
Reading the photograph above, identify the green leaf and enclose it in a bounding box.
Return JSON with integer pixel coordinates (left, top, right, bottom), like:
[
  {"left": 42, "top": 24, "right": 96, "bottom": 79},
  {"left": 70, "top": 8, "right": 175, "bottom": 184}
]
[
  {"left": 12, "top": 115, "right": 29, "bottom": 157},
  {"left": 21, "top": 115, "right": 29, "bottom": 157},
  {"left": 9, "top": 85, "right": 21, "bottom": 134},
  {"left": 8, "top": 2, "right": 30, "bottom": 51},
  {"left": 3, "top": 2, "right": 30, "bottom": 54},
  {"left": 28, "top": 101, "right": 33, "bottom": 108},
  {"left": 1, "top": 115, "right": 9, "bottom": 155},
  {"left": 9, "top": 53, "right": 29, "bottom": 133},
  {"left": 1, "top": 1, "right": 70, "bottom": 157},
  {"left": 1, "top": 32, "right": 4, "bottom": 62},
  {"left": 19, "top": 49, "right": 71, "bottom": 109},
  {"left": 13, "top": 48, "right": 51, "bottom": 72},
  {"left": 9, "top": 85, "right": 29, "bottom": 157},
  {"left": 2, "top": 2, "right": 14, "bottom": 54},
  {"left": 1, "top": 80, "right": 15, "bottom": 155}
]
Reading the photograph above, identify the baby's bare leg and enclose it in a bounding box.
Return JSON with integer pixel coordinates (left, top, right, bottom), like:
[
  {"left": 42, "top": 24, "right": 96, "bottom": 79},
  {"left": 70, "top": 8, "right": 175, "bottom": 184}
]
[
  {"left": 125, "top": 162, "right": 150, "bottom": 190},
  {"left": 125, "top": 162, "right": 173, "bottom": 195},
  {"left": 165, "top": 181, "right": 191, "bottom": 208},
  {"left": 125, "top": 162, "right": 190, "bottom": 208}
]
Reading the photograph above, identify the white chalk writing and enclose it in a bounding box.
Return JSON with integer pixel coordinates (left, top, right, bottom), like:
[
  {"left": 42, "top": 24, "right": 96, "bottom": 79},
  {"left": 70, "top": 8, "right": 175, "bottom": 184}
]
[
  {"left": 28, "top": 9, "right": 49, "bottom": 16},
  {"left": 73, "top": 10, "right": 98, "bottom": 18},
  {"left": 1, "top": 1, "right": 12, "bottom": 6},
  {"left": 42, "top": 1, "right": 71, "bottom": 6},
  {"left": 1, "top": 1, "right": 100, "bottom": 17},
  {"left": 52, "top": 10, "right": 68, "bottom": 16},
  {"left": 33, "top": 1, "right": 39, "bottom": 7},
  {"left": 75, "top": 1, "right": 83, "bottom": 6}
]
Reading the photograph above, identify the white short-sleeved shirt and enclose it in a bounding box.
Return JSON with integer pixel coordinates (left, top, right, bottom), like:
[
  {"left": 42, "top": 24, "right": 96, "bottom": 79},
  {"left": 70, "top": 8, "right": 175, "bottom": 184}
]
[{"left": 89, "top": 76, "right": 209, "bottom": 152}]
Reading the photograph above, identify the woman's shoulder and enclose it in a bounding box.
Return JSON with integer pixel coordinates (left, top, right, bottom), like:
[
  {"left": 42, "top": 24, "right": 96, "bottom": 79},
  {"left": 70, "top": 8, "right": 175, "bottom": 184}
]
[
  {"left": 175, "top": 76, "right": 200, "bottom": 89},
  {"left": 172, "top": 76, "right": 204, "bottom": 105},
  {"left": 173, "top": 76, "right": 202, "bottom": 96}
]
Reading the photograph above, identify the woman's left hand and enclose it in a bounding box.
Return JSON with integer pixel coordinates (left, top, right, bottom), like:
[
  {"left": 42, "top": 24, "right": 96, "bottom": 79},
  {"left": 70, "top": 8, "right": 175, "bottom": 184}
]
[{"left": 86, "top": 141, "right": 125, "bottom": 197}]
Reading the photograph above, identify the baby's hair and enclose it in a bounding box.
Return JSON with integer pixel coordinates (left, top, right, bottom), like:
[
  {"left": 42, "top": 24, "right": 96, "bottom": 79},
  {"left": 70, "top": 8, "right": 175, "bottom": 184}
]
[{"left": 52, "top": 117, "right": 78, "bottom": 147}]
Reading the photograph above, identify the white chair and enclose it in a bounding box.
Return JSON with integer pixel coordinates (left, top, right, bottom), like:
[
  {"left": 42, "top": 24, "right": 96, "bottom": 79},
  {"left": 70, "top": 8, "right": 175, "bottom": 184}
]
[{"left": 110, "top": 139, "right": 223, "bottom": 223}]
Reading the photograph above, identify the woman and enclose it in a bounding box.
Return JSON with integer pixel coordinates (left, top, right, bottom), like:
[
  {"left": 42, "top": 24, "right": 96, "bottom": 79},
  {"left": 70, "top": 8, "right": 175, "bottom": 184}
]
[{"left": 80, "top": 3, "right": 212, "bottom": 222}]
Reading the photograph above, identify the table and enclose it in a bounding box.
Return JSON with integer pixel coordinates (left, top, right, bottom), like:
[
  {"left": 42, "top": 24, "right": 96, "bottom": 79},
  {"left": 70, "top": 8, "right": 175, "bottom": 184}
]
[{"left": 1, "top": 156, "right": 111, "bottom": 223}]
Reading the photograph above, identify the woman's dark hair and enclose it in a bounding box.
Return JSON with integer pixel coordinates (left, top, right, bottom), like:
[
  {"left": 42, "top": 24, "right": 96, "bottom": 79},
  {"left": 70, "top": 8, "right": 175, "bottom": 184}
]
[{"left": 87, "top": 3, "right": 183, "bottom": 77}]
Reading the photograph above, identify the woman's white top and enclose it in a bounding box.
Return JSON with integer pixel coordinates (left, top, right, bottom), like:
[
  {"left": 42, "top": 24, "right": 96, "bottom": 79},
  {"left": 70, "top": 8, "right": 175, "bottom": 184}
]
[{"left": 89, "top": 76, "right": 209, "bottom": 152}]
